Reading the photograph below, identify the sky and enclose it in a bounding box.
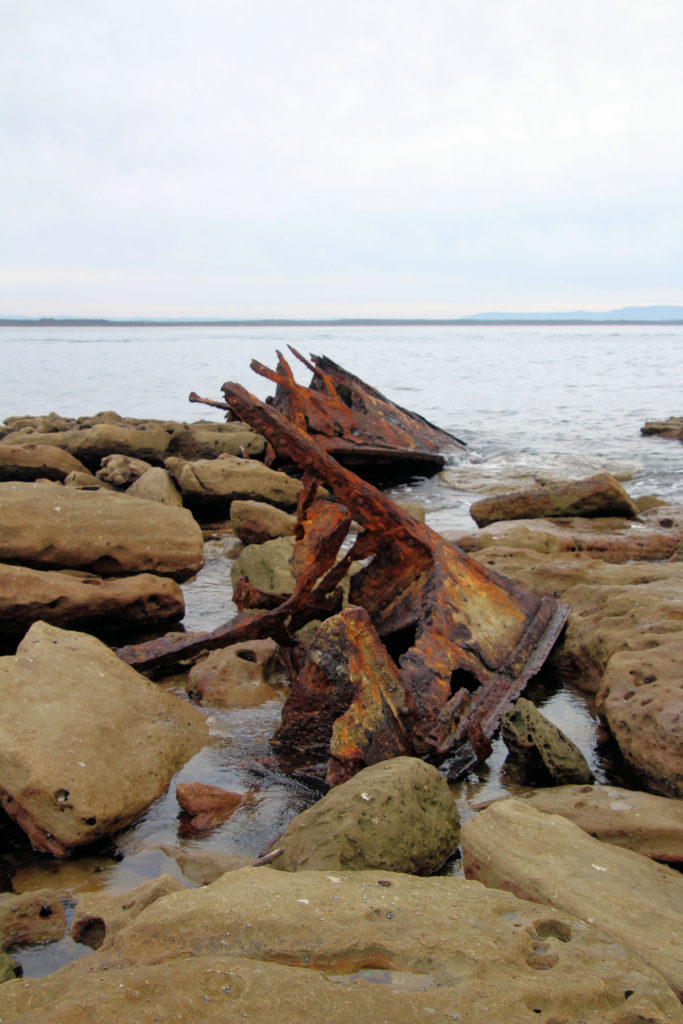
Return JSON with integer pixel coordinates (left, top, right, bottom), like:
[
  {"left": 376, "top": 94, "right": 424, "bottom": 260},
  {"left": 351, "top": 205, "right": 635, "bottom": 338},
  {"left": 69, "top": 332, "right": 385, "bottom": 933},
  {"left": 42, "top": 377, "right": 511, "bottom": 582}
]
[{"left": 2, "top": 0, "right": 683, "bottom": 318}]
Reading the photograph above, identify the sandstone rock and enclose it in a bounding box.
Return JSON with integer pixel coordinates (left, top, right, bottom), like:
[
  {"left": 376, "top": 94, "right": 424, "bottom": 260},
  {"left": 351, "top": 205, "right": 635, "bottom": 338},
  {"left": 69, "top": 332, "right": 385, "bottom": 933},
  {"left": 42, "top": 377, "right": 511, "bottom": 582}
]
[
  {"left": 95, "top": 453, "right": 152, "bottom": 487},
  {"left": 166, "top": 421, "right": 265, "bottom": 460},
  {"left": 501, "top": 784, "right": 683, "bottom": 862},
  {"left": 273, "top": 757, "right": 460, "bottom": 875},
  {"left": 0, "top": 953, "right": 20, "bottom": 983},
  {"left": 642, "top": 416, "right": 683, "bottom": 441},
  {"left": 62, "top": 469, "right": 103, "bottom": 489},
  {"left": 186, "top": 639, "right": 286, "bottom": 707},
  {"left": 4, "top": 869, "right": 679, "bottom": 1023},
  {"left": 0, "top": 622, "right": 207, "bottom": 855},
  {"left": 71, "top": 874, "right": 185, "bottom": 949},
  {"left": 461, "top": 797, "right": 683, "bottom": 998},
  {"left": 230, "top": 535, "right": 296, "bottom": 596},
  {"left": 2, "top": 423, "right": 172, "bottom": 469},
  {"left": 0, "top": 443, "right": 88, "bottom": 483},
  {"left": 229, "top": 498, "right": 296, "bottom": 545},
  {"left": 0, "top": 480, "right": 204, "bottom": 581},
  {"left": 0, "top": 890, "right": 66, "bottom": 950},
  {"left": 165, "top": 454, "right": 303, "bottom": 515},
  {"left": 500, "top": 697, "right": 593, "bottom": 784},
  {"left": 0, "top": 562, "right": 185, "bottom": 639},
  {"left": 176, "top": 783, "right": 252, "bottom": 833},
  {"left": 470, "top": 472, "right": 638, "bottom": 527},
  {"left": 126, "top": 466, "right": 183, "bottom": 505},
  {"left": 453, "top": 514, "right": 678, "bottom": 562}
]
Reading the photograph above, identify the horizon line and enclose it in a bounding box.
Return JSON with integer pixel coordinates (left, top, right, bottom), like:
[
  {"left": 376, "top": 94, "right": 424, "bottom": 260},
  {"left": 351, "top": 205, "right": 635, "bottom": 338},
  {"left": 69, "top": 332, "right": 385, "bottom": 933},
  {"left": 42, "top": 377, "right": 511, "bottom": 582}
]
[{"left": 3, "top": 316, "right": 683, "bottom": 328}]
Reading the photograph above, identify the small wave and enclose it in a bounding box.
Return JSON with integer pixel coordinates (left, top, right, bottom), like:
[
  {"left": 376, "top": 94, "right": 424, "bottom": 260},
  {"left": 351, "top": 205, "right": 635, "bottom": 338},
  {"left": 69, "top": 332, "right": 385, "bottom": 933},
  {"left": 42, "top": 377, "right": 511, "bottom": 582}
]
[{"left": 441, "top": 452, "right": 637, "bottom": 495}]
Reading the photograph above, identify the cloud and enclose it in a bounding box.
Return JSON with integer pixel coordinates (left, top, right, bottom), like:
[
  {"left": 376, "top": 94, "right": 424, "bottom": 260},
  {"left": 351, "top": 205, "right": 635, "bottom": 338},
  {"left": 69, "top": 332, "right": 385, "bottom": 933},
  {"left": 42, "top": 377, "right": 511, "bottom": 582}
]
[{"left": 1, "top": 0, "right": 682, "bottom": 314}]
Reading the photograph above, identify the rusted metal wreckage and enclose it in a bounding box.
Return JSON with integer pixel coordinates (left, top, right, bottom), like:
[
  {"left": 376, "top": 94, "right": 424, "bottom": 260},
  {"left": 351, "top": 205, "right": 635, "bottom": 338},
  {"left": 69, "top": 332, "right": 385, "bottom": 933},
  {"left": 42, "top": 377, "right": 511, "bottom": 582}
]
[{"left": 118, "top": 353, "right": 569, "bottom": 785}]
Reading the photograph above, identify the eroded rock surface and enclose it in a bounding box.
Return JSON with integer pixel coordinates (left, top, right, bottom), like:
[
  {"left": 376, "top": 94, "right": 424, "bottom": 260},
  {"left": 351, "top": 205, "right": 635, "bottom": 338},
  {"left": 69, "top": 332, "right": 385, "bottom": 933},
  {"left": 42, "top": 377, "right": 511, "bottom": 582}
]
[
  {"left": 0, "top": 890, "right": 66, "bottom": 950},
  {"left": 470, "top": 472, "right": 638, "bottom": 527},
  {"left": 186, "top": 638, "right": 285, "bottom": 707},
  {"left": 0, "top": 622, "right": 207, "bottom": 855},
  {"left": 0, "top": 443, "right": 89, "bottom": 483},
  {"left": 165, "top": 454, "right": 302, "bottom": 515},
  {"left": 71, "top": 874, "right": 185, "bottom": 950},
  {"left": 501, "top": 697, "right": 593, "bottom": 784}
]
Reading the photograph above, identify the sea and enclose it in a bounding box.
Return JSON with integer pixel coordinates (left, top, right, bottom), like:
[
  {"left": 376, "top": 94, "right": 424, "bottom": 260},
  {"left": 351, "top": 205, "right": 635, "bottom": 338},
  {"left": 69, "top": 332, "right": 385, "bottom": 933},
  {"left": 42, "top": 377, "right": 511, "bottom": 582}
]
[{"left": 0, "top": 323, "right": 681, "bottom": 976}]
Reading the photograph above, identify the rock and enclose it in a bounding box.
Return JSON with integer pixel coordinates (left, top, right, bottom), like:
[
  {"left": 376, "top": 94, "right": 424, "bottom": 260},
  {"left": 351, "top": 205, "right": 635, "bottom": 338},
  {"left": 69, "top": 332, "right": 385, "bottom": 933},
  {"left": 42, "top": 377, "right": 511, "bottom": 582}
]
[
  {"left": 2, "top": 422, "right": 173, "bottom": 469},
  {"left": 0, "top": 953, "right": 20, "bottom": 983},
  {"left": 165, "top": 454, "right": 303, "bottom": 516},
  {"left": 158, "top": 846, "right": 253, "bottom": 885},
  {"left": 166, "top": 421, "right": 265, "bottom": 460},
  {"left": 0, "top": 890, "right": 66, "bottom": 949},
  {"left": 230, "top": 535, "right": 296, "bottom": 596},
  {"left": 452, "top": 513, "right": 678, "bottom": 561},
  {"left": 500, "top": 697, "right": 593, "bottom": 784},
  {"left": 0, "top": 480, "right": 204, "bottom": 581},
  {"left": 497, "top": 784, "right": 683, "bottom": 862},
  {"left": 95, "top": 454, "right": 152, "bottom": 488},
  {"left": 0, "top": 562, "right": 185, "bottom": 639},
  {"left": 71, "top": 874, "right": 185, "bottom": 950},
  {"left": 273, "top": 757, "right": 460, "bottom": 875},
  {"left": 0, "top": 622, "right": 207, "bottom": 855},
  {"left": 186, "top": 639, "right": 286, "bottom": 707},
  {"left": 461, "top": 797, "right": 683, "bottom": 999},
  {"left": 229, "top": 498, "right": 296, "bottom": 545},
  {"left": 62, "top": 469, "right": 103, "bottom": 489},
  {"left": 0, "top": 443, "right": 89, "bottom": 483},
  {"left": 126, "top": 466, "right": 183, "bottom": 505},
  {"left": 176, "top": 783, "right": 252, "bottom": 833},
  {"left": 4, "top": 869, "right": 680, "bottom": 1023},
  {"left": 469, "top": 472, "right": 638, "bottom": 526},
  {"left": 642, "top": 416, "right": 683, "bottom": 441}
]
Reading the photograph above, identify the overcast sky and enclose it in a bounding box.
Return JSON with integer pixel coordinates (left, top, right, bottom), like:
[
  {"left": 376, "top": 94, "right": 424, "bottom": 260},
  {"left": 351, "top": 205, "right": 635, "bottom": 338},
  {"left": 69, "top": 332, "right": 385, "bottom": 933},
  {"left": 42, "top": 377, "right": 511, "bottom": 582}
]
[{"left": 2, "top": 0, "right": 682, "bottom": 318}]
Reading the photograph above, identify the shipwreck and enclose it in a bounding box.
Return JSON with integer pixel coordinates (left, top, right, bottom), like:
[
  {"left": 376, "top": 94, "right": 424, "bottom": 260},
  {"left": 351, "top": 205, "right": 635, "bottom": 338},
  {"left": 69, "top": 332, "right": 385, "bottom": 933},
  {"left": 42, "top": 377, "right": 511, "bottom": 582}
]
[{"left": 119, "top": 353, "right": 569, "bottom": 785}]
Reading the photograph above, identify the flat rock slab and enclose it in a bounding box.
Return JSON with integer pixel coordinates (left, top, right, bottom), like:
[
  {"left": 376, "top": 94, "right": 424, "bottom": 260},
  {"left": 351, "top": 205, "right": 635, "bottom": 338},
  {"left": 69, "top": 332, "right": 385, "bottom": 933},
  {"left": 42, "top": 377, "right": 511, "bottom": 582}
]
[
  {"left": 0, "top": 443, "right": 88, "bottom": 482},
  {"left": 0, "top": 480, "right": 204, "bottom": 580},
  {"left": 461, "top": 797, "right": 683, "bottom": 999},
  {"left": 494, "top": 784, "right": 683, "bottom": 862},
  {"left": 470, "top": 472, "right": 638, "bottom": 527},
  {"left": 0, "top": 622, "right": 207, "bottom": 855},
  {"left": 0, "top": 562, "right": 185, "bottom": 638},
  {"left": 5, "top": 867, "right": 680, "bottom": 1022}
]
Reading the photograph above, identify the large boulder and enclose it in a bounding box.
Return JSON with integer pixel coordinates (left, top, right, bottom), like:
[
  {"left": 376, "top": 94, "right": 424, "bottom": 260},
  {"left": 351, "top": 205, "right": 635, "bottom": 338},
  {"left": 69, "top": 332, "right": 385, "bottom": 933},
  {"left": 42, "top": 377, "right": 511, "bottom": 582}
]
[
  {"left": 273, "top": 757, "right": 460, "bottom": 875},
  {"left": 166, "top": 421, "right": 265, "bottom": 460},
  {"left": 0, "top": 480, "right": 204, "bottom": 581},
  {"left": 0, "top": 562, "right": 185, "bottom": 639},
  {"left": 165, "top": 454, "right": 303, "bottom": 516},
  {"left": 469, "top": 472, "right": 638, "bottom": 527},
  {"left": 2, "top": 422, "right": 173, "bottom": 469},
  {"left": 500, "top": 697, "right": 593, "bottom": 784},
  {"left": 461, "top": 797, "right": 683, "bottom": 999},
  {"left": 496, "top": 784, "right": 683, "bottom": 863},
  {"left": 3, "top": 868, "right": 680, "bottom": 1022},
  {"left": 229, "top": 498, "right": 296, "bottom": 545},
  {"left": 230, "top": 535, "right": 296, "bottom": 596},
  {"left": 0, "top": 622, "right": 207, "bottom": 855},
  {"left": 0, "top": 443, "right": 89, "bottom": 483}
]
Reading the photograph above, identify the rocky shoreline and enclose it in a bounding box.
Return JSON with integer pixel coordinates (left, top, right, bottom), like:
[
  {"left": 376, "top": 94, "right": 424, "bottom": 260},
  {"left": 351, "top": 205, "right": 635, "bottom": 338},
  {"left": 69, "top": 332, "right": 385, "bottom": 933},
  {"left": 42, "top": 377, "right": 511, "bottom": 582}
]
[{"left": 0, "top": 407, "right": 681, "bottom": 1021}]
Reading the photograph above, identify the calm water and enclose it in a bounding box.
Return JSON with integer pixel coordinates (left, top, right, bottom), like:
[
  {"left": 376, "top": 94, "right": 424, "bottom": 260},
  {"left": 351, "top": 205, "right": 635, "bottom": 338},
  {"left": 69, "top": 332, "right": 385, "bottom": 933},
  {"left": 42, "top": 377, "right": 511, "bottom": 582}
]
[{"left": 0, "top": 324, "right": 681, "bottom": 976}]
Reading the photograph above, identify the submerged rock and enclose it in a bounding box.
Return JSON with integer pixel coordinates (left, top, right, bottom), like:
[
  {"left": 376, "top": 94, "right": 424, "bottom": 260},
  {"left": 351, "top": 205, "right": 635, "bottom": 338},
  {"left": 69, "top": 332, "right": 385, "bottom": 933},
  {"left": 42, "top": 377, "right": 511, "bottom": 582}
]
[
  {"left": 0, "top": 890, "right": 66, "bottom": 950},
  {"left": 273, "top": 756, "right": 460, "bottom": 875},
  {"left": 0, "top": 622, "right": 207, "bottom": 855},
  {"left": 461, "top": 797, "right": 683, "bottom": 999}
]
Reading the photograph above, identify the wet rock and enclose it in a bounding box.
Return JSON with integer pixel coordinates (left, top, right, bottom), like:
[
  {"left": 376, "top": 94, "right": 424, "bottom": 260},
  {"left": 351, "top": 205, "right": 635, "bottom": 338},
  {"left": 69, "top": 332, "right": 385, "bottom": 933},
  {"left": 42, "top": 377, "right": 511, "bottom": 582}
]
[
  {"left": 0, "top": 890, "right": 66, "bottom": 949},
  {"left": 229, "top": 498, "right": 296, "bottom": 545},
  {"left": 126, "top": 466, "right": 183, "bottom": 506},
  {"left": 642, "top": 416, "right": 683, "bottom": 441},
  {"left": 0, "top": 622, "right": 207, "bottom": 855},
  {"left": 95, "top": 453, "right": 152, "bottom": 488},
  {"left": 0, "top": 562, "right": 185, "bottom": 639},
  {"left": 461, "top": 797, "right": 683, "bottom": 999},
  {"left": 175, "top": 782, "right": 251, "bottom": 833},
  {"left": 230, "top": 535, "right": 296, "bottom": 597},
  {"left": 500, "top": 697, "right": 593, "bottom": 784},
  {"left": 453, "top": 513, "right": 678, "bottom": 561},
  {"left": 158, "top": 846, "right": 253, "bottom": 885},
  {"left": 470, "top": 472, "right": 638, "bottom": 527},
  {"left": 0, "top": 443, "right": 89, "bottom": 483},
  {"left": 165, "top": 454, "right": 303, "bottom": 517},
  {"left": 71, "top": 874, "right": 185, "bottom": 950},
  {"left": 166, "top": 421, "right": 265, "bottom": 460},
  {"left": 273, "top": 757, "right": 459, "bottom": 875},
  {"left": 186, "top": 639, "right": 286, "bottom": 707},
  {"left": 498, "top": 784, "right": 683, "bottom": 862},
  {"left": 6, "top": 869, "right": 681, "bottom": 1023},
  {"left": 0, "top": 480, "right": 204, "bottom": 581}
]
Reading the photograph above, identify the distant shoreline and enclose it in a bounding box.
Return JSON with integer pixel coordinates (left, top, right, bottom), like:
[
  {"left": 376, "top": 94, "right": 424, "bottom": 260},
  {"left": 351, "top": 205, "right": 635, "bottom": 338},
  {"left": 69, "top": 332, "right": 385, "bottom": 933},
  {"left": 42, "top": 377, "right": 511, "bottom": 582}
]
[{"left": 2, "top": 317, "right": 683, "bottom": 328}]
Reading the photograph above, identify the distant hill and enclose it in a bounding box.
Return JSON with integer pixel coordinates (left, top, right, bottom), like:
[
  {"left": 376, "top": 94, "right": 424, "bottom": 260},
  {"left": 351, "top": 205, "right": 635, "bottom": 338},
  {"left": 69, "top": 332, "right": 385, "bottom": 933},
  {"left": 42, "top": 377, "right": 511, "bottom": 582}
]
[{"left": 464, "top": 305, "right": 683, "bottom": 322}]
